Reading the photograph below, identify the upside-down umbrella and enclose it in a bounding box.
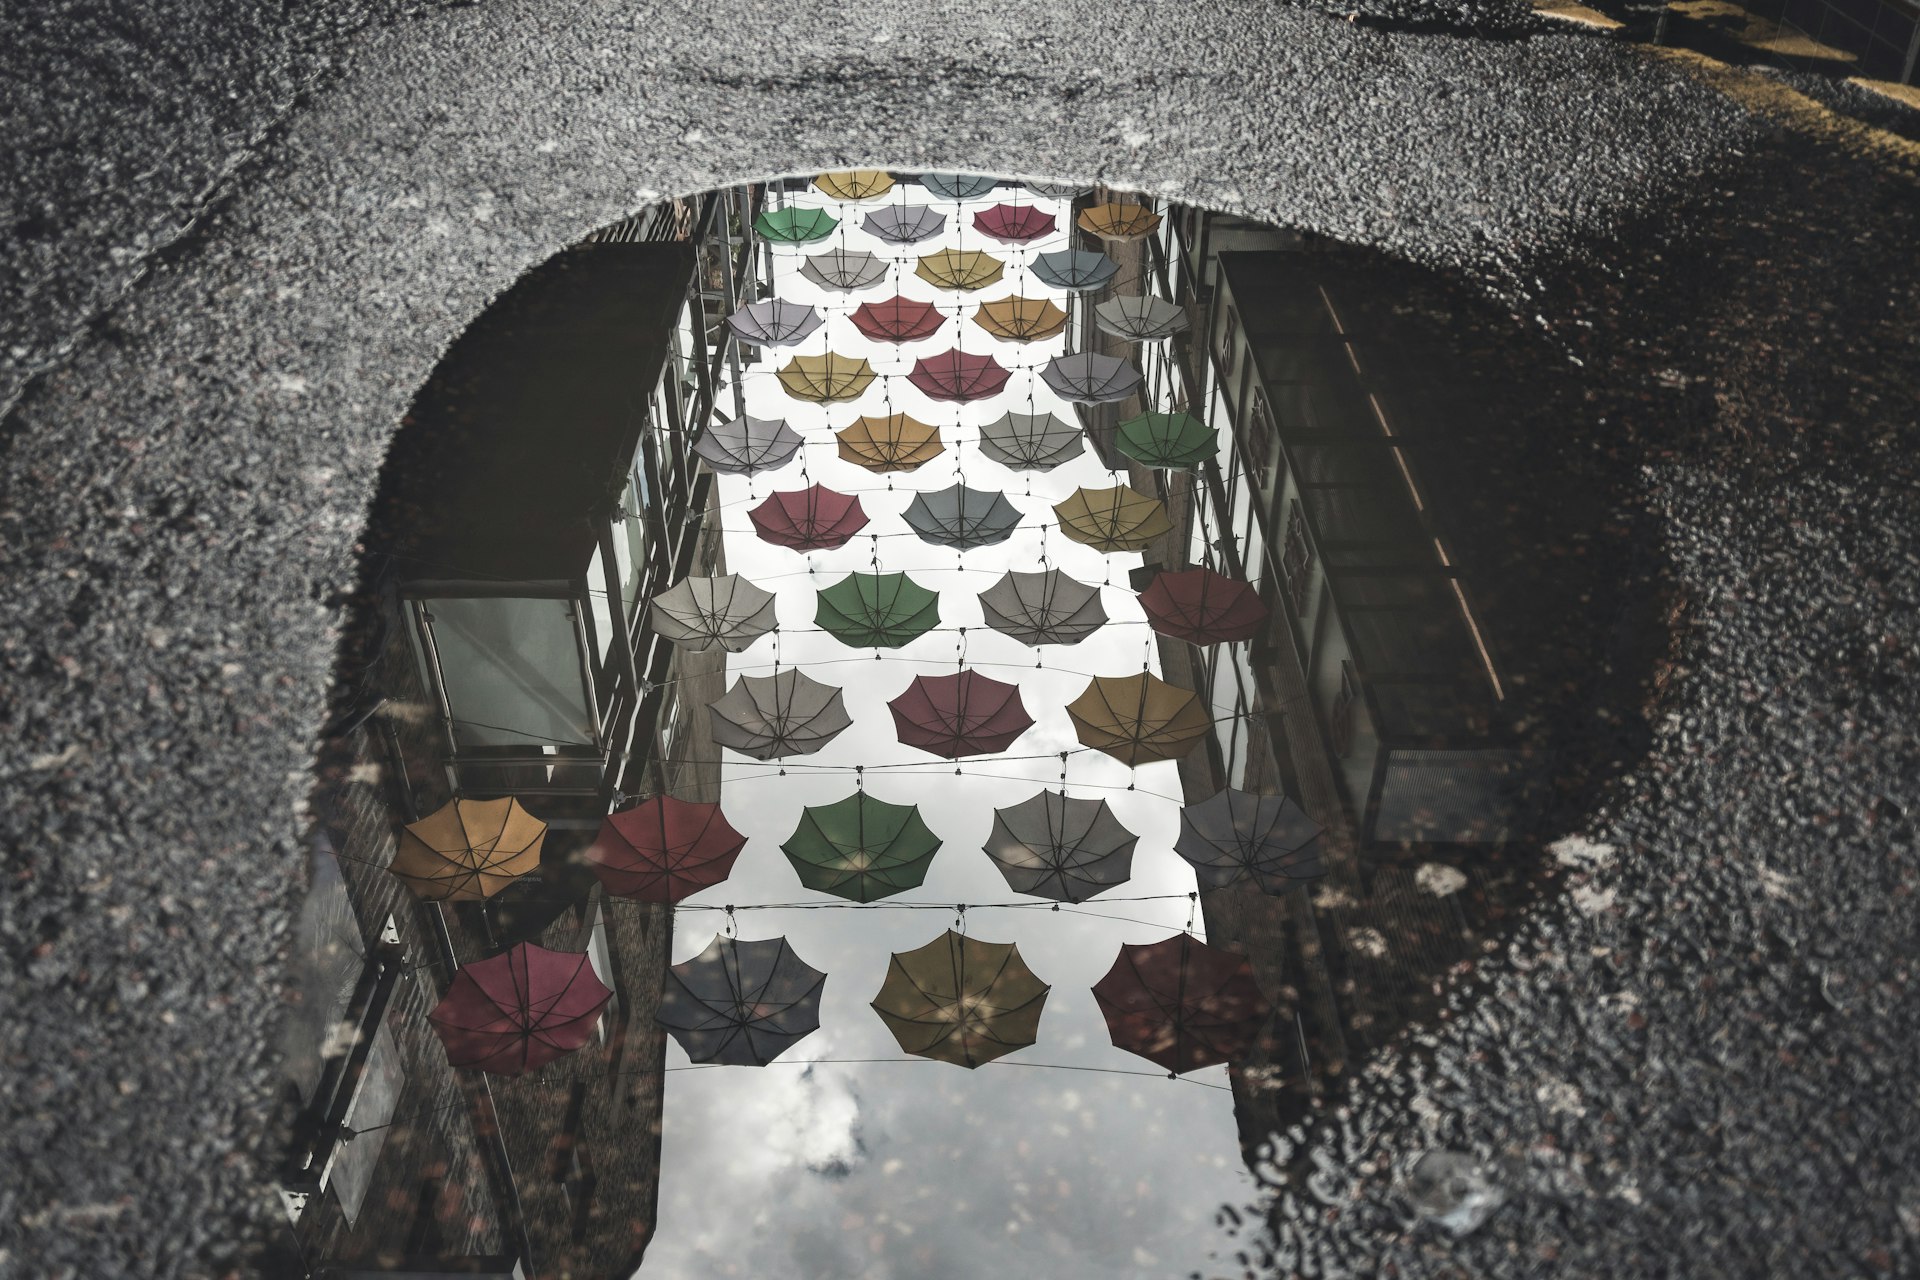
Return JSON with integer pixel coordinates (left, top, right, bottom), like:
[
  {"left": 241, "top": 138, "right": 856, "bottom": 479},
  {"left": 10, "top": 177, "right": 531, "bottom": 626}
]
[
  {"left": 1077, "top": 202, "right": 1163, "bottom": 241},
  {"left": 973, "top": 203, "right": 1058, "bottom": 243},
  {"left": 748, "top": 484, "right": 870, "bottom": 551},
  {"left": 428, "top": 942, "right": 612, "bottom": 1075},
  {"left": 978, "top": 569, "right": 1108, "bottom": 645},
  {"left": 915, "top": 248, "right": 1006, "bottom": 291},
  {"left": 814, "top": 170, "right": 895, "bottom": 201},
  {"left": 708, "top": 669, "right": 853, "bottom": 760},
  {"left": 649, "top": 574, "right": 779, "bottom": 652},
  {"left": 814, "top": 571, "right": 942, "bottom": 648},
  {"left": 921, "top": 172, "right": 999, "bottom": 201},
  {"left": 1066, "top": 672, "right": 1211, "bottom": 766},
  {"left": 1092, "top": 933, "right": 1273, "bottom": 1074},
  {"left": 862, "top": 204, "right": 947, "bottom": 245},
  {"left": 1140, "top": 567, "right": 1268, "bottom": 645},
  {"left": 691, "top": 415, "right": 804, "bottom": 476},
  {"left": 850, "top": 295, "right": 947, "bottom": 344},
  {"left": 1053, "top": 484, "right": 1173, "bottom": 553},
  {"left": 1116, "top": 411, "right": 1218, "bottom": 470},
  {"left": 782, "top": 791, "right": 942, "bottom": 902},
  {"left": 976, "top": 411, "right": 1085, "bottom": 471},
  {"left": 391, "top": 797, "right": 546, "bottom": 901},
  {"left": 836, "top": 414, "right": 945, "bottom": 472},
  {"left": 585, "top": 796, "right": 748, "bottom": 902},
  {"left": 1032, "top": 249, "right": 1119, "bottom": 292},
  {"left": 754, "top": 206, "right": 839, "bottom": 244},
  {"left": 1094, "top": 295, "right": 1190, "bottom": 342},
  {"left": 972, "top": 296, "right": 1069, "bottom": 343},
  {"left": 801, "top": 248, "right": 890, "bottom": 292},
  {"left": 908, "top": 350, "right": 1012, "bottom": 402},
  {"left": 727, "top": 298, "right": 825, "bottom": 347},
  {"left": 658, "top": 934, "right": 827, "bottom": 1066},
  {"left": 1023, "top": 180, "right": 1086, "bottom": 199},
  {"left": 984, "top": 791, "right": 1138, "bottom": 902},
  {"left": 889, "top": 670, "right": 1034, "bottom": 758},
  {"left": 777, "top": 353, "right": 877, "bottom": 403},
  {"left": 903, "top": 483, "right": 1023, "bottom": 550},
  {"left": 1175, "top": 788, "right": 1326, "bottom": 892},
  {"left": 1041, "top": 352, "right": 1144, "bottom": 405},
  {"left": 872, "top": 930, "right": 1050, "bottom": 1068}
]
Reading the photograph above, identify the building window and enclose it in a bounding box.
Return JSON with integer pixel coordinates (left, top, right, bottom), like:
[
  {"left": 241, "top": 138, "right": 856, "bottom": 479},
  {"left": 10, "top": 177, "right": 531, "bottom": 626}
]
[
  {"left": 1331, "top": 662, "right": 1359, "bottom": 759},
  {"left": 1281, "top": 501, "right": 1314, "bottom": 615},
  {"left": 1215, "top": 302, "right": 1240, "bottom": 367},
  {"left": 1245, "top": 390, "right": 1276, "bottom": 489}
]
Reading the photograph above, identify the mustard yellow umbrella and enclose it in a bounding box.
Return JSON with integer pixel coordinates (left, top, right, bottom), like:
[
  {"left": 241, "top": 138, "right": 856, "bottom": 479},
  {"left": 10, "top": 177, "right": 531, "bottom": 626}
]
[
  {"left": 777, "top": 353, "right": 878, "bottom": 404},
  {"left": 871, "top": 929, "right": 1051, "bottom": 1068},
  {"left": 972, "top": 295, "right": 1070, "bottom": 343},
  {"left": 1077, "top": 201, "right": 1163, "bottom": 242},
  {"left": 836, "top": 414, "right": 945, "bottom": 473},
  {"left": 814, "top": 170, "right": 895, "bottom": 201},
  {"left": 389, "top": 797, "right": 546, "bottom": 901},
  {"left": 914, "top": 248, "right": 1006, "bottom": 291},
  {"left": 1053, "top": 484, "right": 1173, "bottom": 553},
  {"left": 1066, "top": 673, "right": 1212, "bottom": 767}
]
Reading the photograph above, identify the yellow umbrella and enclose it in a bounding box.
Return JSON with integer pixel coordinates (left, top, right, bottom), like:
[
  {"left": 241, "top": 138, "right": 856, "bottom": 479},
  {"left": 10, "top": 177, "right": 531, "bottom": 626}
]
[
  {"left": 777, "top": 353, "right": 878, "bottom": 404},
  {"left": 914, "top": 248, "right": 1006, "bottom": 291},
  {"left": 389, "top": 796, "right": 546, "bottom": 901},
  {"left": 1053, "top": 484, "right": 1173, "bottom": 553},
  {"left": 972, "top": 295, "right": 1070, "bottom": 343},
  {"left": 871, "top": 929, "right": 1050, "bottom": 1068},
  {"left": 1066, "top": 673, "right": 1212, "bottom": 767},
  {"left": 1077, "top": 201, "right": 1163, "bottom": 241},
  {"left": 814, "top": 170, "right": 895, "bottom": 201},
  {"left": 836, "top": 414, "right": 945, "bottom": 473}
]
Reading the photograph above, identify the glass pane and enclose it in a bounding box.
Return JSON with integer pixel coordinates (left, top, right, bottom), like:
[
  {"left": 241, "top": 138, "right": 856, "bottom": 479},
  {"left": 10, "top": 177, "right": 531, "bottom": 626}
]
[
  {"left": 329, "top": 1020, "right": 405, "bottom": 1225},
  {"left": 426, "top": 595, "right": 596, "bottom": 748}
]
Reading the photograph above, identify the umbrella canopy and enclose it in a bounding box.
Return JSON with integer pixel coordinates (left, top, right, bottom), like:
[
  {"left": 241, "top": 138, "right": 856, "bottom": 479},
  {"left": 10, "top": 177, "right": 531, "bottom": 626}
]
[
  {"left": 776, "top": 352, "right": 877, "bottom": 403},
  {"left": 814, "top": 170, "right": 895, "bottom": 201},
  {"left": 814, "top": 571, "right": 942, "bottom": 648},
  {"left": 748, "top": 484, "right": 870, "bottom": 551},
  {"left": 648, "top": 574, "right": 779, "bottom": 653},
  {"left": 1054, "top": 484, "right": 1173, "bottom": 553},
  {"left": 871, "top": 929, "right": 1050, "bottom": 1068},
  {"left": 862, "top": 204, "right": 947, "bottom": 245},
  {"left": 727, "top": 298, "right": 825, "bottom": 347},
  {"left": 889, "top": 670, "right": 1034, "bottom": 758},
  {"left": 849, "top": 295, "right": 947, "bottom": 344},
  {"left": 921, "top": 172, "right": 999, "bottom": 201},
  {"left": 984, "top": 791, "right": 1137, "bottom": 902},
  {"left": 908, "top": 350, "right": 1012, "bottom": 402},
  {"left": 903, "top": 483, "right": 1023, "bottom": 550},
  {"left": 1023, "top": 180, "right": 1086, "bottom": 199},
  {"left": 1092, "top": 933, "right": 1273, "bottom": 1074},
  {"left": 782, "top": 791, "right": 942, "bottom": 902},
  {"left": 977, "top": 568, "right": 1108, "bottom": 645},
  {"left": 1094, "top": 294, "right": 1190, "bottom": 342},
  {"left": 836, "top": 414, "right": 945, "bottom": 472},
  {"left": 658, "top": 934, "right": 828, "bottom": 1067},
  {"left": 1175, "top": 788, "right": 1327, "bottom": 892},
  {"left": 585, "top": 796, "right": 748, "bottom": 903},
  {"left": 428, "top": 942, "right": 612, "bottom": 1075},
  {"left": 976, "top": 411, "right": 1085, "bottom": 471},
  {"left": 1031, "top": 249, "right": 1119, "bottom": 292},
  {"left": 708, "top": 669, "right": 854, "bottom": 760},
  {"left": 390, "top": 797, "right": 545, "bottom": 901},
  {"left": 1041, "top": 352, "right": 1144, "bottom": 405},
  {"left": 972, "top": 296, "right": 1070, "bottom": 343},
  {"left": 801, "top": 248, "right": 890, "bottom": 292},
  {"left": 754, "top": 206, "right": 838, "bottom": 244},
  {"left": 915, "top": 248, "right": 1006, "bottom": 291},
  {"left": 1140, "top": 567, "right": 1268, "bottom": 645},
  {"left": 1065, "top": 672, "right": 1211, "bottom": 766},
  {"left": 1116, "top": 411, "right": 1218, "bottom": 470},
  {"left": 692, "top": 414, "right": 804, "bottom": 476},
  {"left": 973, "top": 203, "right": 1058, "bottom": 243},
  {"left": 1077, "top": 202, "right": 1164, "bottom": 241}
]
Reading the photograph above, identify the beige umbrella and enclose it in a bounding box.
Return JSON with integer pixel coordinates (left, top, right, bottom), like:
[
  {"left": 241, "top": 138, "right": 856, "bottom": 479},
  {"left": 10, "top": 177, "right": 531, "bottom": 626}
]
[
  {"left": 389, "top": 796, "right": 546, "bottom": 901},
  {"left": 1053, "top": 484, "right": 1173, "bottom": 553},
  {"left": 871, "top": 929, "right": 1051, "bottom": 1068},
  {"left": 814, "top": 170, "right": 895, "bottom": 201},
  {"left": 777, "top": 353, "right": 878, "bottom": 404},
  {"left": 914, "top": 248, "right": 1006, "bottom": 291},
  {"left": 836, "top": 414, "right": 946, "bottom": 473},
  {"left": 972, "top": 295, "right": 1070, "bottom": 342},
  {"left": 1066, "top": 673, "right": 1212, "bottom": 767},
  {"left": 1077, "top": 201, "right": 1163, "bottom": 241}
]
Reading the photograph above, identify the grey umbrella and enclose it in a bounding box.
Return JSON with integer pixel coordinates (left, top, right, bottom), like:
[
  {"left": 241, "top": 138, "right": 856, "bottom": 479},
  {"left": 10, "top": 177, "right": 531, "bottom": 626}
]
[
  {"left": 800, "top": 248, "right": 890, "bottom": 292},
  {"left": 1024, "top": 180, "right": 1087, "bottom": 199},
  {"left": 691, "top": 415, "right": 805, "bottom": 476},
  {"left": 657, "top": 934, "right": 827, "bottom": 1066},
  {"left": 984, "top": 791, "right": 1138, "bottom": 902},
  {"left": 708, "top": 669, "right": 853, "bottom": 760},
  {"left": 976, "top": 411, "right": 1085, "bottom": 472},
  {"left": 862, "top": 205, "right": 947, "bottom": 245},
  {"left": 727, "top": 298, "right": 825, "bottom": 347},
  {"left": 1031, "top": 249, "right": 1120, "bottom": 292},
  {"left": 1174, "top": 788, "right": 1326, "bottom": 893},
  {"left": 977, "top": 569, "right": 1107, "bottom": 645},
  {"left": 1041, "top": 352, "right": 1144, "bottom": 405},
  {"left": 1093, "top": 295, "right": 1190, "bottom": 342},
  {"left": 649, "top": 574, "right": 779, "bottom": 653},
  {"left": 921, "top": 173, "right": 999, "bottom": 201},
  {"left": 902, "top": 484, "right": 1023, "bottom": 551}
]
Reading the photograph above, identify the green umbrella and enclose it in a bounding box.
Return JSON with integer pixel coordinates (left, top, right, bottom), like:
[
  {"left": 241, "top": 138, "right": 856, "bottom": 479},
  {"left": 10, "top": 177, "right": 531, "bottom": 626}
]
[
  {"left": 814, "top": 572, "right": 942, "bottom": 649},
  {"left": 754, "top": 206, "right": 839, "bottom": 244},
  {"left": 782, "top": 792, "right": 942, "bottom": 902},
  {"left": 1115, "top": 412, "right": 1218, "bottom": 470}
]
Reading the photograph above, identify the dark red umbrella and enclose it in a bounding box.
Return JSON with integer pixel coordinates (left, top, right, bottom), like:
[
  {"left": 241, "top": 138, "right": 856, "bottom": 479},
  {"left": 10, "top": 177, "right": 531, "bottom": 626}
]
[
  {"left": 427, "top": 942, "right": 613, "bottom": 1075},
  {"left": 1091, "top": 933, "right": 1274, "bottom": 1074},
  {"left": 908, "top": 350, "right": 1012, "bottom": 403},
  {"left": 585, "top": 796, "right": 746, "bottom": 903},
  {"left": 888, "top": 670, "right": 1034, "bottom": 759},
  {"left": 851, "top": 295, "right": 947, "bottom": 344},
  {"left": 1139, "top": 567, "right": 1269, "bottom": 645},
  {"left": 973, "top": 202, "right": 1058, "bottom": 244},
  {"left": 748, "top": 484, "right": 870, "bottom": 551}
]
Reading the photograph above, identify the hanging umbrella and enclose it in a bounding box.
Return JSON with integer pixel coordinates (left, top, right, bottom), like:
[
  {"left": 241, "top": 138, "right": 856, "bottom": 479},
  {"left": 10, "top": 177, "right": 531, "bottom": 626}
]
[
  {"left": 1175, "top": 788, "right": 1327, "bottom": 892},
  {"left": 1094, "top": 295, "right": 1190, "bottom": 342},
  {"left": 889, "top": 670, "right": 1034, "bottom": 758},
  {"left": 648, "top": 574, "right": 779, "bottom": 653},
  {"left": 1077, "top": 202, "right": 1163, "bottom": 242},
  {"left": 921, "top": 172, "right": 999, "bottom": 201},
  {"left": 427, "top": 942, "right": 612, "bottom": 1075},
  {"left": 984, "top": 791, "right": 1137, "bottom": 902},
  {"left": 658, "top": 934, "right": 828, "bottom": 1066},
  {"left": 727, "top": 298, "right": 825, "bottom": 347},
  {"left": 776, "top": 353, "right": 877, "bottom": 403},
  {"left": 390, "top": 797, "right": 545, "bottom": 902},
  {"left": 915, "top": 249, "right": 1006, "bottom": 291},
  {"left": 814, "top": 170, "right": 895, "bottom": 201},
  {"left": 903, "top": 483, "right": 1023, "bottom": 550},
  {"left": 814, "top": 571, "right": 942, "bottom": 648},
  {"left": 1054, "top": 484, "right": 1172, "bottom": 553},
  {"left": 782, "top": 791, "right": 942, "bottom": 902},
  {"left": 1023, "top": 180, "right": 1086, "bottom": 199},
  {"left": 1065, "top": 672, "right": 1211, "bottom": 766},
  {"left": 691, "top": 414, "right": 804, "bottom": 476},
  {"left": 850, "top": 296, "right": 947, "bottom": 344},
  {"left": 836, "top": 414, "right": 945, "bottom": 473},
  {"left": 585, "top": 796, "right": 748, "bottom": 903},
  {"left": 1092, "top": 933, "right": 1273, "bottom": 1074},
  {"left": 976, "top": 411, "right": 1085, "bottom": 471},
  {"left": 973, "top": 203, "right": 1058, "bottom": 243},
  {"left": 871, "top": 929, "right": 1050, "bottom": 1068},
  {"left": 748, "top": 484, "right": 870, "bottom": 551},
  {"left": 908, "top": 350, "right": 1012, "bottom": 402},
  {"left": 1031, "top": 249, "right": 1119, "bottom": 292},
  {"left": 708, "top": 669, "right": 853, "bottom": 760},
  {"left": 1116, "top": 411, "right": 1217, "bottom": 471},
  {"left": 977, "top": 568, "right": 1107, "bottom": 645},
  {"left": 1041, "top": 352, "right": 1144, "bottom": 405},
  {"left": 801, "top": 248, "right": 890, "bottom": 292},
  {"left": 1140, "top": 567, "right": 1268, "bottom": 645},
  {"left": 972, "top": 296, "right": 1069, "bottom": 343},
  {"left": 862, "top": 204, "right": 947, "bottom": 245},
  {"left": 754, "top": 206, "right": 839, "bottom": 244}
]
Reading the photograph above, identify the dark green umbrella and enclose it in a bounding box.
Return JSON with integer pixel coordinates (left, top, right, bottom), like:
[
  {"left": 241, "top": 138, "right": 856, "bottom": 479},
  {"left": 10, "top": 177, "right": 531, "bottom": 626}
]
[
  {"left": 754, "top": 206, "right": 839, "bottom": 244},
  {"left": 1115, "top": 411, "right": 1218, "bottom": 470},
  {"left": 814, "top": 572, "right": 942, "bottom": 649},
  {"left": 782, "top": 792, "right": 942, "bottom": 902}
]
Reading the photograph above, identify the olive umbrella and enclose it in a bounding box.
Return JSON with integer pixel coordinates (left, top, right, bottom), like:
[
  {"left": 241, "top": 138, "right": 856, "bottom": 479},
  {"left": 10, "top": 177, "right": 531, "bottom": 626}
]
[
  {"left": 915, "top": 248, "right": 1006, "bottom": 291},
  {"left": 1116, "top": 411, "right": 1217, "bottom": 470},
  {"left": 801, "top": 248, "right": 890, "bottom": 292},
  {"left": 903, "top": 483, "right": 1023, "bottom": 550},
  {"left": 1174, "top": 788, "right": 1326, "bottom": 892},
  {"left": 782, "top": 791, "right": 942, "bottom": 902},
  {"left": 976, "top": 411, "right": 1085, "bottom": 471},
  {"left": 748, "top": 484, "right": 870, "bottom": 551},
  {"left": 973, "top": 203, "right": 1058, "bottom": 243},
  {"left": 1031, "top": 249, "right": 1119, "bottom": 292},
  {"left": 1065, "top": 672, "right": 1211, "bottom": 767},
  {"left": 978, "top": 568, "right": 1108, "bottom": 645},
  {"left": 1091, "top": 933, "right": 1273, "bottom": 1074},
  {"left": 814, "top": 571, "right": 942, "bottom": 648},
  {"left": 908, "top": 350, "right": 1012, "bottom": 402},
  {"left": 1041, "top": 352, "right": 1144, "bottom": 405},
  {"left": 428, "top": 942, "right": 612, "bottom": 1075},
  {"left": 972, "top": 296, "right": 1069, "bottom": 343},
  {"left": 1094, "top": 295, "right": 1190, "bottom": 342},
  {"left": 871, "top": 929, "right": 1050, "bottom": 1068},
  {"left": 691, "top": 414, "right": 804, "bottom": 476},
  {"left": 862, "top": 204, "right": 947, "bottom": 245},
  {"left": 1053, "top": 484, "right": 1173, "bottom": 553},
  {"left": 708, "top": 669, "right": 853, "bottom": 760},
  {"left": 754, "top": 206, "right": 839, "bottom": 244},
  {"left": 1023, "top": 180, "right": 1086, "bottom": 199},
  {"left": 921, "top": 172, "right": 999, "bottom": 201},
  {"left": 984, "top": 791, "right": 1138, "bottom": 902},
  {"left": 1077, "top": 202, "right": 1163, "bottom": 242},
  {"left": 889, "top": 670, "right": 1034, "bottom": 758},
  {"left": 850, "top": 295, "right": 946, "bottom": 344},
  {"left": 727, "top": 298, "right": 825, "bottom": 347},
  {"left": 1139, "top": 567, "right": 1268, "bottom": 645},
  {"left": 390, "top": 796, "right": 546, "bottom": 902},
  {"left": 658, "top": 934, "right": 828, "bottom": 1066},
  {"left": 814, "top": 170, "right": 895, "bottom": 201},
  {"left": 585, "top": 796, "right": 748, "bottom": 903},
  {"left": 836, "top": 414, "right": 945, "bottom": 473},
  {"left": 648, "top": 574, "right": 779, "bottom": 652},
  {"left": 776, "top": 353, "right": 877, "bottom": 403}
]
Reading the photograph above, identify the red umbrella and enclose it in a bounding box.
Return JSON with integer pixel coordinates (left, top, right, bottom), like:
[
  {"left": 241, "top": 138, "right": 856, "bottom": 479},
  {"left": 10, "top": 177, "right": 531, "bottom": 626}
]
[
  {"left": 427, "top": 942, "right": 613, "bottom": 1075},
  {"left": 1139, "top": 567, "right": 1269, "bottom": 645},
  {"left": 973, "top": 203, "right": 1058, "bottom": 243},
  {"left": 888, "top": 670, "right": 1034, "bottom": 759},
  {"left": 585, "top": 796, "right": 746, "bottom": 903},
  {"left": 748, "top": 484, "right": 870, "bottom": 551},
  {"left": 908, "top": 350, "right": 1012, "bottom": 403},
  {"left": 851, "top": 296, "right": 947, "bottom": 343},
  {"left": 1091, "top": 933, "right": 1274, "bottom": 1074}
]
